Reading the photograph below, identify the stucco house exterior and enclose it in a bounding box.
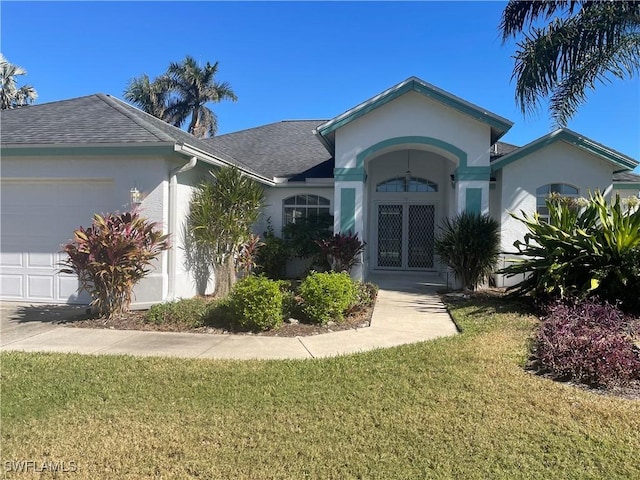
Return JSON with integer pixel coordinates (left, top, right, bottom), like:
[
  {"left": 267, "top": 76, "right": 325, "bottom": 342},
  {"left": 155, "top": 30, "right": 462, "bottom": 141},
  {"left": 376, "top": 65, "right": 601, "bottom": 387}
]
[{"left": 1, "top": 76, "right": 638, "bottom": 305}]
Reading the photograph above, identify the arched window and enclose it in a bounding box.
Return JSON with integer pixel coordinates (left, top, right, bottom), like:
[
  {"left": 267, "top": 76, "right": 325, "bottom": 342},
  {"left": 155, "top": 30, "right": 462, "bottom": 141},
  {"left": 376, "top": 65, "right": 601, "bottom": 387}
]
[
  {"left": 283, "top": 194, "right": 330, "bottom": 225},
  {"left": 376, "top": 177, "right": 438, "bottom": 193},
  {"left": 536, "top": 183, "right": 579, "bottom": 222}
]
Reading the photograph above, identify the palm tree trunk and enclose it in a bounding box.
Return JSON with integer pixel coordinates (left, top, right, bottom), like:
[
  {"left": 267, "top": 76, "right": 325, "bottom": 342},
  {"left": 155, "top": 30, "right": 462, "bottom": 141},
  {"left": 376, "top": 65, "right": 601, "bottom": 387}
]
[{"left": 213, "top": 255, "right": 236, "bottom": 298}]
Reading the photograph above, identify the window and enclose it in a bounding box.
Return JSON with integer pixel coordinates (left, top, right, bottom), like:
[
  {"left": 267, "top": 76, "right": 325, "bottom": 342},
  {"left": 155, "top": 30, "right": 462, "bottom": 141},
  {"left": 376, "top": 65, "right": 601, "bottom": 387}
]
[
  {"left": 536, "top": 183, "right": 579, "bottom": 221},
  {"left": 283, "top": 194, "right": 330, "bottom": 225},
  {"left": 376, "top": 177, "right": 438, "bottom": 193}
]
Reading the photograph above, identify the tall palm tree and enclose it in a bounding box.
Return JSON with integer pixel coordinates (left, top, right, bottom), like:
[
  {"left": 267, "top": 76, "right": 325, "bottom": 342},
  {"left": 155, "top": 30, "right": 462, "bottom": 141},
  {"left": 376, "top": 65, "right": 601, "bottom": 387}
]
[
  {"left": 123, "top": 74, "right": 173, "bottom": 122},
  {"left": 165, "top": 55, "right": 237, "bottom": 137},
  {"left": 500, "top": 1, "right": 640, "bottom": 126},
  {"left": 0, "top": 53, "right": 37, "bottom": 109}
]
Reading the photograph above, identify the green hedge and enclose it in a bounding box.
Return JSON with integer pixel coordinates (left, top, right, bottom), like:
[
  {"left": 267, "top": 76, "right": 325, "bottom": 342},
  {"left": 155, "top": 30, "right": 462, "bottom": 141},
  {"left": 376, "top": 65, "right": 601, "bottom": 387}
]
[
  {"left": 228, "top": 276, "right": 284, "bottom": 331},
  {"left": 299, "top": 272, "right": 357, "bottom": 325}
]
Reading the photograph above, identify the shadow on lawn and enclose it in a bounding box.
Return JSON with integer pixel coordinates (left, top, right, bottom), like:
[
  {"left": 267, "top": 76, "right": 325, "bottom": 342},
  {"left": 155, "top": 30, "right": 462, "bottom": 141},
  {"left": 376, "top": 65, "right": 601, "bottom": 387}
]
[{"left": 444, "top": 290, "right": 536, "bottom": 317}]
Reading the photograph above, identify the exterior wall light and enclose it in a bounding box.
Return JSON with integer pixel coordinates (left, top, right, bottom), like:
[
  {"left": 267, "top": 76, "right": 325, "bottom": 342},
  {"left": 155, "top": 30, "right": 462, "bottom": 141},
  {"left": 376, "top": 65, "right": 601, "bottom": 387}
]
[{"left": 130, "top": 187, "right": 142, "bottom": 206}]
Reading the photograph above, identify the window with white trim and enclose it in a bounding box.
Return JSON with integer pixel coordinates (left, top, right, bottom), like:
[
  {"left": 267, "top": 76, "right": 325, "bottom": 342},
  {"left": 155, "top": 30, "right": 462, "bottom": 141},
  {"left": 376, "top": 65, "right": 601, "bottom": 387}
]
[
  {"left": 376, "top": 177, "right": 438, "bottom": 193},
  {"left": 536, "top": 183, "right": 579, "bottom": 222},
  {"left": 283, "top": 194, "right": 330, "bottom": 225}
]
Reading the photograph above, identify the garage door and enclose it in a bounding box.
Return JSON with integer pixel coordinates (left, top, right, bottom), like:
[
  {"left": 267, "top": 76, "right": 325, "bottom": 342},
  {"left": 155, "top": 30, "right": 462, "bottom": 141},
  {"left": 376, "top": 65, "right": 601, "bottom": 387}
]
[{"left": 1, "top": 179, "right": 114, "bottom": 304}]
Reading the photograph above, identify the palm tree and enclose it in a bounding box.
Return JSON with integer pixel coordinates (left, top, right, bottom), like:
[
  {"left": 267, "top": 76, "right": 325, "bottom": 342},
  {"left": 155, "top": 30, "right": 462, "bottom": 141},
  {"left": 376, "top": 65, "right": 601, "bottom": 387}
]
[
  {"left": 0, "top": 53, "right": 37, "bottom": 109},
  {"left": 187, "top": 166, "right": 264, "bottom": 298},
  {"left": 165, "top": 55, "right": 237, "bottom": 137},
  {"left": 500, "top": 1, "right": 640, "bottom": 126},
  {"left": 123, "top": 74, "right": 172, "bottom": 122}
]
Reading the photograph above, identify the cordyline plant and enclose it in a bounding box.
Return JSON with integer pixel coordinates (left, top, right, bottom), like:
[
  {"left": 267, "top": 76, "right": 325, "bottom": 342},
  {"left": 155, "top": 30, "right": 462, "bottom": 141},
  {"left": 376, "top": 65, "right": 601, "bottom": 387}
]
[
  {"left": 316, "top": 232, "right": 366, "bottom": 273},
  {"left": 59, "top": 211, "right": 170, "bottom": 319}
]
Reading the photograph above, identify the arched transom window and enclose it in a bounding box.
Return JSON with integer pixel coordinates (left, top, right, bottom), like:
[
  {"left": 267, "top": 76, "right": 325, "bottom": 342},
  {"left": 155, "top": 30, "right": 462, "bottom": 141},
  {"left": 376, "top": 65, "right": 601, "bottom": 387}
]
[
  {"left": 376, "top": 177, "right": 438, "bottom": 193},
  {"left": 536, "top": 183, "right": 579, "bottom": 221},
  {"left": 283, "top": 194, "right": 330, "bottom": 225}
]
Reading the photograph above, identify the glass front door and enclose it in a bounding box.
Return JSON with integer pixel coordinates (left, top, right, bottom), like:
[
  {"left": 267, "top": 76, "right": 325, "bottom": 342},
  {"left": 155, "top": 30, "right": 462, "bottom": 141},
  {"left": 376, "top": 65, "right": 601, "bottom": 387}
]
[{"left": 376, "top": 203, "right": 435, "bottom": 270}]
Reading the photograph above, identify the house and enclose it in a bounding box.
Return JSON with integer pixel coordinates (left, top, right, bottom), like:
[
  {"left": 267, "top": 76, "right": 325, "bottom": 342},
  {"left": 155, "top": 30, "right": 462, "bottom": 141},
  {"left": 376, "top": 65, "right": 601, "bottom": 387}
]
[{"left": 1, "top": 77, "right": 638, "bottom": 305}]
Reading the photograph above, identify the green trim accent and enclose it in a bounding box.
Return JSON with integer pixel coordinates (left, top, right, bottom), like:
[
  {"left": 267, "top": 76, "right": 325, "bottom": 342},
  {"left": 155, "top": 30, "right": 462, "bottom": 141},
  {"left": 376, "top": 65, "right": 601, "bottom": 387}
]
[
  {"left": 491, "top": 129, "right": 638, "bottom": 173},
  {"left": 340, "top": 188, "right": 356, "bottom": 233},
  {"left": 455, "top": 167, "right": 491, "bottom": 181},
  {"left": 612, "top": 183, "right": 640, "bottom": 190},
  {"left": 1, "top": 144, "right": 175, "bottom": 158},
  {"left": 355, "top": 136, "right": 468, "bottom": 170},
  {"left": 465, "top": 188, "right": 482, "bottom": 214},
  {"left": 317, "top": 78, "right": 513, "bottom": 139},
  {"left": 334, "top": 167, "right": 366, "bottom": 182}
]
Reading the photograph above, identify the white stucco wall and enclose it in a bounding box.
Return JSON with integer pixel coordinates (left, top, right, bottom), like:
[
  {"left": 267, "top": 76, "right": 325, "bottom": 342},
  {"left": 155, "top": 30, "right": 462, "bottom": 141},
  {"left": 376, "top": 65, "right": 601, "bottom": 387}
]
[
  {"left": 2, "top": 153, "right": 172, "bottom": 305},
  {"left": 496, "top": 141, "right": 616, "bottom": 287},
  {"left": 333, "top": 91, "right": 493, "bottom": 171}
]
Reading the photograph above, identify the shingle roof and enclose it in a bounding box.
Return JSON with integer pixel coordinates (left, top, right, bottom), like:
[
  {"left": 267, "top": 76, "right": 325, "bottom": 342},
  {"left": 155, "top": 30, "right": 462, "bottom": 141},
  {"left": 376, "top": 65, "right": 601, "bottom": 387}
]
[
  {"left": 0, "top": 93, "right": 266, "bottom": 177},
  {"left": 490, "top": 141, "right": 520, "bottom": 161},
  {"left": 613, "top": 171, "right": 640, "bottom": 183},
  {"left": 203, "top": 120, "right": 334, "bottom": 180}
]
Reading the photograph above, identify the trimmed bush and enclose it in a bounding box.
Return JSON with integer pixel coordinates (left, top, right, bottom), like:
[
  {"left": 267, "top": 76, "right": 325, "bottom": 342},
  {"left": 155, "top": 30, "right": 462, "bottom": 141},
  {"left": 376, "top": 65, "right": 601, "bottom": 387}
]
[
  {"left": 534, "top": 299, "right": 640, "bottom": 388},
  {"left": 227, "top": 276, "right": 284, "bottom": 331},
  {"left": 299, "top": 272, "right": 357, "bottom": 325},
  {"left": 146, "top": 297, "right": 214, "bottom": 328}
]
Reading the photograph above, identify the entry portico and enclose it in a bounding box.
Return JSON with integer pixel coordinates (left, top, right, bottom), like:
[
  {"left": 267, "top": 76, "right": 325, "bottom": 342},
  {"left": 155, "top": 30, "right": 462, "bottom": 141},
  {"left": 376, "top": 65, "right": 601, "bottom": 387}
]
[{"left": 313, "top": 77, "right": 513, "bottom": 278}]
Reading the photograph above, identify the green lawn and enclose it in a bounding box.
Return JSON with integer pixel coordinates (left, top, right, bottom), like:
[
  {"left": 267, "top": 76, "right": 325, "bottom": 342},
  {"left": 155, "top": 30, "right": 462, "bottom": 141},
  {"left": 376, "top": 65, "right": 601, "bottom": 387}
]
[{"left": 1, "top": 296, "right": 639, "bottom": 479}]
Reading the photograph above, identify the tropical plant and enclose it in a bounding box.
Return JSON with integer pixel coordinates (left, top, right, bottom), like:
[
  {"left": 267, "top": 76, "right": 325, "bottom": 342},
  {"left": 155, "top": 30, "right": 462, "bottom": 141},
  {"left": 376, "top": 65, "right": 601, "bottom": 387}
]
[
  {"left": 255, "top": 222, "right": 290, "bottom": 280},
  {"left": 123, "top": 73, "right": 173, "bottom": 122},
  {"left": 236, "top": 234, "right": 264, "bottom": 278},
  {"left": 500, "top": 1, "right": 640, "bottom": 126},
  {"left": 59, "top": 211, "right": 170, "bottom": 319},
  {"left": 0, "top": 53, "right": 37, "bottom": 109},
  {"left": 165, "top": 55, "right": 237, "bottom": 137},
  {"left": 501, "top": 192, "right": 640, "bottom": 312},
  {"left": 187, "top": 166, "right": 264, "bottom": 298},
  {"left": 434, "top": 212, "right": 501, "bottom": 291},
  {"left": 123, "top": 55, "right": 236, "bottom": 137},
  {"left": 283, "top": 213, "right": 333, "bottom": 271},
  {"left": 316, "top": 232, "right": 366, "bottom": 273}
]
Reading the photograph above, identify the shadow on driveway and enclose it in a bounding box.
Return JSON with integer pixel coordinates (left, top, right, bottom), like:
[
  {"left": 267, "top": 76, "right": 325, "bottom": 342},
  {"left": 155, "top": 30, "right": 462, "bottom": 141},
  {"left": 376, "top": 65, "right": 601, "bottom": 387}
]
[{"left": 1, "top": 303, "right": 90, "bottom": 325}]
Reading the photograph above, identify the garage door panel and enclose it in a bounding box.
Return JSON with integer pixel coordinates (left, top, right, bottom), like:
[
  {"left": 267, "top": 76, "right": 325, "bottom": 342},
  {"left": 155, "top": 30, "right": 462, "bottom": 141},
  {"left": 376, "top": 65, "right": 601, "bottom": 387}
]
[
  {"left": 0, "top": 179, "right": 114, "bottom": 304},
  {"left": 0, "top": 274, "right": 24, "bottom": 297},
  {"left": 27, "top": 275, "right": 55, "bottom": 300}
]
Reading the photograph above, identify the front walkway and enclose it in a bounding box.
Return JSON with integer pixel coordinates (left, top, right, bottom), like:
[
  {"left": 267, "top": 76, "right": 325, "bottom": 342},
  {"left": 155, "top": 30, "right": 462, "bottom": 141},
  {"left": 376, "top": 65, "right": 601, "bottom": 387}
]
[{"left": 0, "top": 273, "right": 458, "bottom": 360}]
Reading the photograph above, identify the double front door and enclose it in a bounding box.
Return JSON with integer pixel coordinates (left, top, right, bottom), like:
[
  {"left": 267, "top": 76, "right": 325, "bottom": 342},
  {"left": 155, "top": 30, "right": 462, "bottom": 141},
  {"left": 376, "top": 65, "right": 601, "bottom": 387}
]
[{"left": 376, "top": 203, "right": 436, "bottom": 270}]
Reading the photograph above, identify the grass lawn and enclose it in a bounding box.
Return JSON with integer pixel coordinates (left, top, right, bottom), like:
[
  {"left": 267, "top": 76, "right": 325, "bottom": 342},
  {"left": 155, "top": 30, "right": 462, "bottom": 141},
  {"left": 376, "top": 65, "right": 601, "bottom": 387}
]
[{"left": 1, "top": 296, "right": 639, "bottom": 479}]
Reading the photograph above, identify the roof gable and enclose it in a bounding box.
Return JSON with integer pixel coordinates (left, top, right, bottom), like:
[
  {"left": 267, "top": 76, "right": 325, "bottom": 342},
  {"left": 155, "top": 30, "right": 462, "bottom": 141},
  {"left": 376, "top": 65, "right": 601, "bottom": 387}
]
[
  {"left": 314, "top": 77, "right": 513, "bottom": 153},
  {"left": 491, "top": 128, "right": 638, "bottom": 173}
]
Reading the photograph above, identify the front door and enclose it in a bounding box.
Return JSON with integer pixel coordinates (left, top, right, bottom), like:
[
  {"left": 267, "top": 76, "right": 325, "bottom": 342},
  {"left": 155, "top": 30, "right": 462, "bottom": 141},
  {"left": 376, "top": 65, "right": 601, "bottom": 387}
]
[{"left": 376, "top": 203, "right": 435, "bottom": 270}]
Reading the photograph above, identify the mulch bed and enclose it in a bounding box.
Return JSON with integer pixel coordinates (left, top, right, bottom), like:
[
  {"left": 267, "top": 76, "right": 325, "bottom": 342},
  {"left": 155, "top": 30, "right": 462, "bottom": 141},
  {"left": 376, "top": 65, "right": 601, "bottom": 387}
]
[{"left": 63, "top": 305, "right": 373, "bottom": 338}]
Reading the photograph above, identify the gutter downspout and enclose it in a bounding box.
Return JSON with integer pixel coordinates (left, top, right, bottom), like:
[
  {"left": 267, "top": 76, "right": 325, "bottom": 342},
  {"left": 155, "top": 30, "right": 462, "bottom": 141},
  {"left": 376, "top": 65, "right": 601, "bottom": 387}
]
[{"left": 166, "top": 156, "right": 198, "bottom": 301}]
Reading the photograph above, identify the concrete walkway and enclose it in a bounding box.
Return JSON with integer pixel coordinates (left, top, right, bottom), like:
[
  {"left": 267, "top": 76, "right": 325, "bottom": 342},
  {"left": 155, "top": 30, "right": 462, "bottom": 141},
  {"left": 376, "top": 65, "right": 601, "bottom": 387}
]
[{"left": 0, "top": 273, "right": 458, "bottom": 360}]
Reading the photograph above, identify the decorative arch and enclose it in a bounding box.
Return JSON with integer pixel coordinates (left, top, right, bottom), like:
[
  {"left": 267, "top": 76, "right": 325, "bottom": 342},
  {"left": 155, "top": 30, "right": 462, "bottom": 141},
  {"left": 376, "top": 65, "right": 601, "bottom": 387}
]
[{"left": 356, "top": 136, "right": 467, "bottom": 170}]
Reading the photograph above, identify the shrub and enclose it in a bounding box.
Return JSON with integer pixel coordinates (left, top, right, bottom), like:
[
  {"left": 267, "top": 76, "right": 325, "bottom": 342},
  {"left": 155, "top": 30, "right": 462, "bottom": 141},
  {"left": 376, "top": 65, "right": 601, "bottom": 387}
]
[
  {"left": 283, "top": 214, "right": 333, "bottom": 270},
  {"left": 299, "top": 272, "right": 357, "bottom": 325},
  {"left": 501, "top": 192, "right": 640, "bottom": 313},
  {"left": 533, "top": 299, "right": 640, "bottom": 388},
  {"left": 255, "top": 224, "right": 290, "bottom": 280},
  {"left": 146, "top": 297, "right": 214, "bottom": 328},
  {"left": 316, "top": 232, "right": 366, "bottom": 273},
  {"left": 227, "top": 276, "right": 284, "bottom": 331},
  {"left": 434, "top": 212, "right": 500, "bottom": 291},
  {"left": 60, "top": 211, "right": 170, "bottom": 319}
]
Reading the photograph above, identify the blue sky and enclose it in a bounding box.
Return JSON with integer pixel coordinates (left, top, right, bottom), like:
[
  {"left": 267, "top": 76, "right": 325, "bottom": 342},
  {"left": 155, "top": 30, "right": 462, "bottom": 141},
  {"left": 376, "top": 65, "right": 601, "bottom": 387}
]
[{"left": 2, "top": 1, "right": 638, "bottom": 172}]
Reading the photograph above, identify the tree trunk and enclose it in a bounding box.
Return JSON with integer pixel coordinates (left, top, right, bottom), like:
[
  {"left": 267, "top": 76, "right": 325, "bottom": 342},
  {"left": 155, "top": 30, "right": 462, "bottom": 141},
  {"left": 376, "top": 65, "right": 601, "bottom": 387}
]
[{"left": 213, "top": 255, "right": 237, "bottom": 298}]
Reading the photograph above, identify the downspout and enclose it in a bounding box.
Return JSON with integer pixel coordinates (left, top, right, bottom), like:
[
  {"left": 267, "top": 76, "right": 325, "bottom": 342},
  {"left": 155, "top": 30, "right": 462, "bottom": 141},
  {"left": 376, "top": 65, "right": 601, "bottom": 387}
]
[{"left": 166, "top": 156, "right": 198, "bottom": 301}]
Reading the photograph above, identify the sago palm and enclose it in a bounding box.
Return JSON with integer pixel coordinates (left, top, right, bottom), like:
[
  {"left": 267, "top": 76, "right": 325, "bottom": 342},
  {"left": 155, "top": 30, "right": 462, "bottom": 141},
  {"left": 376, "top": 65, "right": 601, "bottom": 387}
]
[{"left": 500, "top": 1, "right": 640, "bottom": 126}]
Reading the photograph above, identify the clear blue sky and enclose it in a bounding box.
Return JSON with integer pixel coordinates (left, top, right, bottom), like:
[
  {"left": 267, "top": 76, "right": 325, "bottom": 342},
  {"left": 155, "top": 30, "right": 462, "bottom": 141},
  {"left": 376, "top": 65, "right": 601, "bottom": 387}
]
[{"left": 2, "top": 1, "right": 638, "bottom": 172}]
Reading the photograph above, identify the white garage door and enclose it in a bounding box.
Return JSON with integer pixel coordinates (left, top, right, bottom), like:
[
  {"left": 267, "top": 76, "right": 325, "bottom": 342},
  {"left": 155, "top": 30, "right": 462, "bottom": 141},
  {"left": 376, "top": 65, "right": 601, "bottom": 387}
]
[{"left": 1, "top": 179, "right": 114, "bottom": 304}]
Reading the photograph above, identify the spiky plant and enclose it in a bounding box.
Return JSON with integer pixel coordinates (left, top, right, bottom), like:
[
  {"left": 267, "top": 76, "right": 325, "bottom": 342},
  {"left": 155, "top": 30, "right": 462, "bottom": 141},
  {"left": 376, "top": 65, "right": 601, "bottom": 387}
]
[{"left": 435, "top": 212, "right": 501, "bottom": 291}]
